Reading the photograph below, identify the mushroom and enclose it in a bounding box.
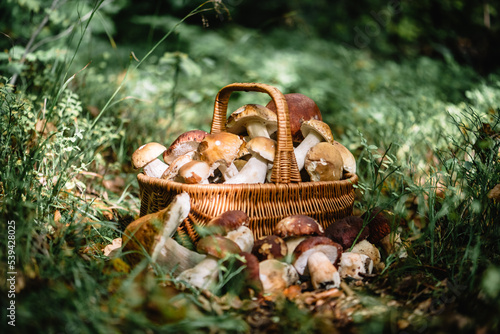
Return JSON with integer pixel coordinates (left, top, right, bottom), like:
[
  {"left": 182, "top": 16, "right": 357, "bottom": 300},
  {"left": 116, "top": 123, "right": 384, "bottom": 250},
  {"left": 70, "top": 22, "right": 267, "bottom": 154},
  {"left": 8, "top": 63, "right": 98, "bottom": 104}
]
[
  {"left": 350, "top": 239, "right": 381, "bottom": 267},
  {"left": 163, "top": 129, "right": 208, "bottom": 164},
  {"left": 161, "top": 153, "right": 194, "bottom": 181},
  {"left": 304, "top": 142, "right": 344, "bottom": 181},
  {"left": 252, "top": 235, "right": 288, "bottom": 261},
  {"left": 205, "top": 210, "right": 254, "bottom": 252},
  {"left": 265, "top": 93, "right": 323, "bottom": 143},
  {"left": 122, "top": 193, "right": 205, "bottom": 275},
  {"left": 332, "top": 141, "right": 357, "bottom": 175},
  {"left": 259, "top": 259, "right": 299, "bottom": 295},
  {"left": 176, "top": 235, "right": 241, "bottom": 291},
  {"left": 294, "top": 119, "right": 334, "bottom": 171},
  {"left": 307, "top": 251, "right": 341, "bottom": 290},
  {"left": 197, "top": 132, "right": 243, "bottom": 181},
  {"left": 131, "top": 142, "right": 168, "bottom": 178},
  {"left": 292, "top": 236, "right": 343, "bottom": 277},
  {"left": 226, "top": 104, "right": 278, "bottom": 139},
  {"left": 178, "top": 160, "right": 211, "bottom": 184},
  {"left": 274, "top": 215, "right": 324, "bottom": 258},
  {"left": 362, "top": 207, "right": 407, "bottom": 258},
  {"left": 338, "top": 252, "right": 374, "bottom": 280},
  {"left": 223, "top": 252, "right": 263, "bottom": 297},
  {"left": 324, "top": 216, "right": 369, "bottom": 250},
  {"left": 224, "top": 137, "right": 276, "bottom": 184}
]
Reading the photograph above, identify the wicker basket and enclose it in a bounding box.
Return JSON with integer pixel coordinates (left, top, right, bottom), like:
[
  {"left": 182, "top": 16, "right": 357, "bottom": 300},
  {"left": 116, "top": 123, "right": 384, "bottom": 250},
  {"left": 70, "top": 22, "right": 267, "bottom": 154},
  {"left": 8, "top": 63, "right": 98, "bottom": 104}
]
[{"left": 137, "top": 83, "right": 358, "bottom": 241}]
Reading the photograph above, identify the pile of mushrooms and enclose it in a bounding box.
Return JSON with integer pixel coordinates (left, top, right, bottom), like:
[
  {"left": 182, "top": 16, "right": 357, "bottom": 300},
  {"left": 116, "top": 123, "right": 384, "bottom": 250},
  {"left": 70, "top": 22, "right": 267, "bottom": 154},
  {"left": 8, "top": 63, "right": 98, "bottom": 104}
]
[
  {"left": 132, "top": 93, "right": 357, "bottom": 184},
  {"left": 121, "top": 193, "right": 405, "bottom": 298}
]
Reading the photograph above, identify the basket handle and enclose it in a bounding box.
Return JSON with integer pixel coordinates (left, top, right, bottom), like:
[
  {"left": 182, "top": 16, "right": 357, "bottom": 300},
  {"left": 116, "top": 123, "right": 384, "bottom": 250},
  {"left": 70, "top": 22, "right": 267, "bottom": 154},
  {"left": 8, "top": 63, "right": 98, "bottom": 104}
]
[{"left": 210, "top": 82, "right": 301, "bottom": 184}]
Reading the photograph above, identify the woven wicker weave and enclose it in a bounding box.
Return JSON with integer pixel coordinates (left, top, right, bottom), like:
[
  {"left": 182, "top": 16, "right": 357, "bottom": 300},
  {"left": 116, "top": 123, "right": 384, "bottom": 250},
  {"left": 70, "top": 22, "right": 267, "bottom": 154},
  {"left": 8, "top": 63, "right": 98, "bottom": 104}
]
[{"left": 137, "top": 83, "right": 358, "bottom": 241}]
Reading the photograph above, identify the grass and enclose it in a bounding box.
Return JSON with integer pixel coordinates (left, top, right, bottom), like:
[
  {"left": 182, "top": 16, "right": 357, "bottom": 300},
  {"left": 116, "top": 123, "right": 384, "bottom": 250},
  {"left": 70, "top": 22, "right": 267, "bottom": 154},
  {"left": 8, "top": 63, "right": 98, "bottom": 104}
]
[{"left": 1, "top": 1, "right": 500, "bottom": 333}]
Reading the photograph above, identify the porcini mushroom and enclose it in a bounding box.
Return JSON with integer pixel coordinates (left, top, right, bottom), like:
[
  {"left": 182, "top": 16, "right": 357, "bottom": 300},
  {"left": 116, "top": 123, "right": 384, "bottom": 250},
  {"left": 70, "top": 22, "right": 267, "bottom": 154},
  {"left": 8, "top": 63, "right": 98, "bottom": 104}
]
[
  {"left": 178, "top": 160, "right": 211, "bottom": 184},
  {"left": 259, "top": 259, "right": 299, "bottom": 295},
  {"left": 307, "top": 251, "right": 341, "bottom": 290},
  {"left": 324, "top": 216, "right": 369, "bottom": 250},
  {"left": 206, "top": 210, "right": 254, "bottom": 252},
  {"left": 161, "top": 153, "right": 194, "bottom": 181},
  {"left": 226, "top": 104, "right": 278, "bottom": 139},
  {"left": 274, "top": 215, "right": 324, "bottom": 257},
  {"left": 132, "top": 142, "right": 168, "bottom": 178},
  {"left": 225, "top": 136, "right": 276, "bottom": 184},
  {"left": 292, "top": 236, "right": 343, "bottom": 276},
  {"left": 304, "top": 142, "right": 344, "bottom": 181},
  {"left": 338, "top": 252, "right": 374, "bottom": 280},
  {"left": 332, "top": 141, "right": 357, "bottom": 175},
  {"left": 198, "top": 132, "right": 243, "bottom": 181},
  {"left": 163, "top": 130, "right": 208, "bottom": 164},
  {"left": 294, "top": 119, "right": 334, "bottom": 171},
  {"left": 265, "top": 93, "right": 323, "bottom": 143},
  {"left": 176, "top": 235, "right": 241, "bottom": 291},
  {"left": 252, "top": 235, "right": 288, "bottom": 261},
  {"left": 350, "top": 239, "right": 381, "bottom": 267},
  {"left": 122, "top": 193, "right": 205, "bottom": 275}
]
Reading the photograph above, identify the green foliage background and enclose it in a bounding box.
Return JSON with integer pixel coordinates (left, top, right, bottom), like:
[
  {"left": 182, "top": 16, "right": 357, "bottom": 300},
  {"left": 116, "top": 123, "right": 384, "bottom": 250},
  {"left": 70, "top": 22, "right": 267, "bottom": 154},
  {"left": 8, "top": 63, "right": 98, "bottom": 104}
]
[{"left": 0, "top": 0, "right": 499, "bottom": 333}]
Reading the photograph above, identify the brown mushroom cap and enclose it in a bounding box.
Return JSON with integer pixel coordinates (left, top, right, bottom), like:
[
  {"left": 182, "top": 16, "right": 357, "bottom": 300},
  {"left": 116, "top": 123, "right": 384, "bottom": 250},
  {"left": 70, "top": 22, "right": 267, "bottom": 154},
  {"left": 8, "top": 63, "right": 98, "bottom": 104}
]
[
  {"left": 292, "top": 236, "right": 343, "bottom": 276},
  {"left": 324, "top": 216, "right": 370, "bottom": 250},
  {"left": 300, "top": 119, "right": 334, "bottom": 144},
  {"left": 246, "top": 136, "right": 276, "bottom": 162},
  {"left": 196, "top": 235, "right": 241, "bottom": 258},
  {"left": 305, "top": 142, "right": 344, "bottom": 181},
  {"left": 206, "top": 210, "right": 249, "bottom": 235},
  {"left": 361, "top": 207, "right": 392, "bottom": 244},
  {"left": 274, "top": 215, "right": 324, "bottom": 238},
  {"left": 131, "top": 142, "right": 167, "bottom": 169},
  {"left": 226, "top": 104, "right": 278, "bottom": 136},
  {"left": 332, "top": 141, "right": 357, "bottom": 175},
  {"left": 265, "top": 93, "right": 322, "bottom": 143},
  {"left": 198, "top": 132, "right": 244, "bottom": 166},
  {"left": 252, "top": 235, "right": 288, "bottom": 261},
  {"left": 163, "top": 130, "right": 208, "bottom": 164}
]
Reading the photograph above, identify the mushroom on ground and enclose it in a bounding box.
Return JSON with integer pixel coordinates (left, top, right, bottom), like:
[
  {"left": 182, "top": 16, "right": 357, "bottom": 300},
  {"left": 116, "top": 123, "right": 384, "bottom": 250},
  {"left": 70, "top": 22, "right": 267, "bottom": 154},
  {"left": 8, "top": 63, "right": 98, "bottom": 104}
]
[
  {"left": 265, "top": 93, "right": 323, "bottom": 143},
  {"left": 198, "top": 132, "right": 243, "bottom": 181},
  {"left": 205, "top": 210, "right": 254, "bottom": 252},
  {"left": 350, "top": 239, "right": 381, "bottom": 267},
  {"left": 304, "top": 142, "right": 344, "bottom": 181},
  {"left": 324, "top": 216, "right": 370, "bottom": 250},
  {"left": 252, "top": 235, "right": 288, "bottom": 261},
  {"left": 259, "top": 259, "right": 299, "bottom": 295},
  {"left": 132, "top": 142, "right": 168, "bottom": 178},
  {"left": 332, "top": 141, "right": 357, "bottom": 175},
  {"left": 224, "top": 252, "right": 263, "bottom": 298},
  {"left": 176, "top": 235, "right": 241, "bottom": 291},
  {"left": 226, "top": 104, "right": 278, "bottom": 139},
  {"left": 292, "top": 236, "right": 343, "bottom": 276},
  {"left": 307, "top": 251, "right": 341, "bottom": 290},
  {"left": 338, "top": 252, "right": 374, "bottom": 280},
  {"left": 178, "top": 160, "right": 211, "bottom": 184},
  {"left": 224, "top": 136, "right": 276, "bottom": 184},
  {"left": 294, "top": 119, "right": 334, "bottom": 171},
  {"left": 163, "top": 130, "right": 208, "bottom": 164},
  {"left": 122, "top": 193, "right": 205, "bottom": 275},
  {"left": 362, "top": 207, "right": 407, "bottom": 258},
  {"left": 274, "top": 215, "right": 324, "bottom": 258}
]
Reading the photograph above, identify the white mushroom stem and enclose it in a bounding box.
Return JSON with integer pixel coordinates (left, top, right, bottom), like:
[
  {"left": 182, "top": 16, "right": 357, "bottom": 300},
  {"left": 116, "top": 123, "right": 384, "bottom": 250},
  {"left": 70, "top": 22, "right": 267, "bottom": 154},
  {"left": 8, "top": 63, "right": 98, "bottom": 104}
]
[
  {"left": 143, "top": 159, "right": 169, "bottom": 178},
  {"left": 155, "top": 238, "right": 206, "bottom": 275},
  {"left": 308, "top": 252, "right": 341, "bottom": 290},
  {"left": 284, "top": 236, "right": 308, "bottom": 257},
  {"left": 176, "top": 256, "right": 219, "bottom": 290},
  {"left": 218, "top": 162, "right": 239, "bottom": 180},
  {"left": 351, "top": 240, "right": 381, "bottom": 266},
  {"left": 259, "top": 259, "right": 299, "bottom": 295},
  {"left": 338, "top": 252, "right": 374, "bottom": 280},
  {"left": 226, "top": 226, "right": 254, "bottom": 253},
  {"left": 224, "top": 155, "right": 268, "bottom": 184},
  {"left": 246, "top": 121, "right": 271, "bottom": 139},
  {"left": 294, "top": 132, "right": 324, "bottom": 171}
]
